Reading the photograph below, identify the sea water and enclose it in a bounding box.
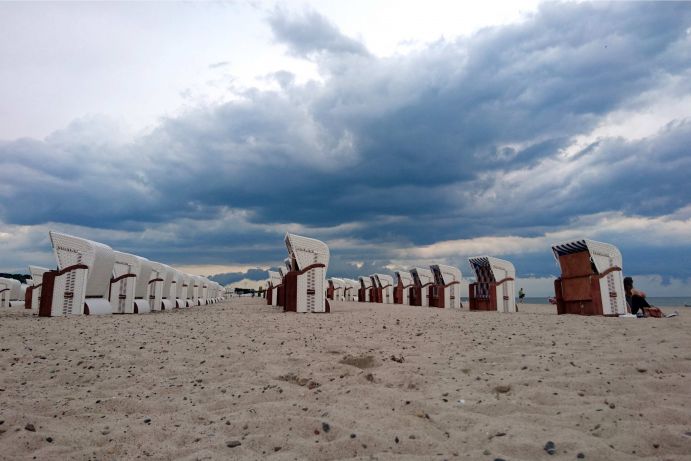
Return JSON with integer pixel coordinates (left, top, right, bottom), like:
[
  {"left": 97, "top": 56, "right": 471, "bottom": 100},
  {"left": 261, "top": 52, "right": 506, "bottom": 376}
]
[{"left": 516, "top": 297, "right": 690, "bottom": 307}]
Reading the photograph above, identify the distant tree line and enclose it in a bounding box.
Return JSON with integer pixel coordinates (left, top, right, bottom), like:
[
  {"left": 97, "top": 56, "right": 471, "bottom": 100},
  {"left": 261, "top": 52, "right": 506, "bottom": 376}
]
[
  {"left": 0, "top": 273, "right": 31, "bottom": 284},
  {"left": 233, "top": 286, "right": 265, "bottom": 297}
]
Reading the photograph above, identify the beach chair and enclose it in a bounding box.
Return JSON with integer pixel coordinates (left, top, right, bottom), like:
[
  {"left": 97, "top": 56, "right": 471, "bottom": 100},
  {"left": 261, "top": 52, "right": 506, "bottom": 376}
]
[
  {"left": 199, "top": 278, "right": 209, "bottom": 305},
  {"left": 468, "top": 256, "right": 516, "bottom": 312},
  {"left": 326, "top": 278, "right": 336, "bottom": 300},
  {"left": 41, "top": 231, "right": 115, "bottom": 316},
  {"left": 159, "top": 265, "right": 176, "bottom": 310},
  {"left": 175, "top": 269, "right": 189, "bottom": 308},
  {"left": 283, "top": 233, "right": 330, "bottom": 313},
  {"left": 130, "top": 256, "right": 153, "bottom": 314},
  {"left": 0, "top": 278, "right": 9, "bottom": 308},
  {"left": 393, "top": 271, "right": 413, "bottom": 305},
  {"left": 341, "top": 278, "right": 354, "bottom": 301},
  {"left": 146, "top": 261, "right": 165, "bottom": 311},
  {"left": 14, "top": 284, "right": 27, "bottom": 308},
  {"left": 358, "top": 276, "right": 372, "bottom": 302},
  {"left": 186, "top": 275, "right": 197, "bottom": 307},
  {"left": 25, "top": 266, "right": 49, "bottom": 312},
  {"left": 370, "top": 275, "right": 384, "bottom": 303},
  {"left": 551, "top": 239, "right": 626, "bottom": 316},
  {"left": 276, "top": 268, "right": 286, "bottom": 307},
  {"left": 0, "top": 277, "right": 20, "bottom": 308},
  {"left": 410, "top": 267, "right": 434, "bottom": 307},
  {"left": 267, "top": 270, "right": 281, "bottom": 306},
  {"left": 430, "top": 264, "right": 462, "bottom": 309},
  {"left": 110, "top": 251, "right": 140, "bottom": 314},
  {"left": 332, "top": 278, "right": 346, "bottom": 301},
  {"left": 375, "top": 274, "right": 394, "bottom": 304},
  {"left": 1, "top": 278, "right": 18, "bottom": 307}
]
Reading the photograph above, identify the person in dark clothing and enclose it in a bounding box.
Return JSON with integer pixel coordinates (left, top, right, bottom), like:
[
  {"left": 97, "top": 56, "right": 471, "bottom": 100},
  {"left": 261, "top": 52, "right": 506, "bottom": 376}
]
[{"left": 624, "top": 276, "right": 651, "bottom": 316}]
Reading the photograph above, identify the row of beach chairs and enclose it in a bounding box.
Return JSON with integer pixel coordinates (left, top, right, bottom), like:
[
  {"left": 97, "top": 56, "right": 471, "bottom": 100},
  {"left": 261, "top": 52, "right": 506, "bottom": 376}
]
[
  {"left": 342, "top": 259, "right": 515, "bottom": 312},
  {"left": 2, "top": 231, "right": 224, "bottom": 316},
  {"left": 264, "top": 236, "right": 628, "bottom": 317}
]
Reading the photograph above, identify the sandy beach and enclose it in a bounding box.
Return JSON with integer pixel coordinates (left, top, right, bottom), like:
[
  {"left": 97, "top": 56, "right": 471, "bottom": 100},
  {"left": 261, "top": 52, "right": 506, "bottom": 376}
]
[{"left": 1, "top": 299, "right": 690, "bottom": 460}]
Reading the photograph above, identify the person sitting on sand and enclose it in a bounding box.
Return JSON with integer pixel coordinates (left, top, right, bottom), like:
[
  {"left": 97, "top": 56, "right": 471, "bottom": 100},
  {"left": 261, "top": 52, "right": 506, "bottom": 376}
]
[{"left": 624, "top": 276, "right": 652, "bottom": 316}]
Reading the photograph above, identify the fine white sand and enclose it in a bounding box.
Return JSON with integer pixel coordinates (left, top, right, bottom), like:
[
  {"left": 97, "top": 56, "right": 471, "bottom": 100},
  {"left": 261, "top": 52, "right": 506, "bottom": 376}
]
[{"left": 1, "top": 299, "right": 690, "bottom": 460}]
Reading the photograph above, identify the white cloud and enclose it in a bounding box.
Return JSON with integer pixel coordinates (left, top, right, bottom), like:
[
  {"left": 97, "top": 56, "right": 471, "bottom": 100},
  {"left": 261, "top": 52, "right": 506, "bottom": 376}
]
[{"left": 401, "top": 211, "right": 691, "bottom": 260}]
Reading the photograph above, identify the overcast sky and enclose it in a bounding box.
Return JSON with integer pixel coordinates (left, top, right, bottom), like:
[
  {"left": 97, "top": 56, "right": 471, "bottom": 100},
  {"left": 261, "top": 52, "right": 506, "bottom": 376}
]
[{"left": 1, "top": 1, "right": 690, "bottom": 296}]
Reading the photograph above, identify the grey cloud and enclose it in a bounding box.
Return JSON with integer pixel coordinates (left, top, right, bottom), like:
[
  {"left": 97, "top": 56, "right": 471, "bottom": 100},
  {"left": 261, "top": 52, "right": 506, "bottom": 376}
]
[
  {"left": 2, "top": 2, "right": 691, "bottom": 280},
  {"left": 268, "top": 8, "right": 369, "bottom": 57}
]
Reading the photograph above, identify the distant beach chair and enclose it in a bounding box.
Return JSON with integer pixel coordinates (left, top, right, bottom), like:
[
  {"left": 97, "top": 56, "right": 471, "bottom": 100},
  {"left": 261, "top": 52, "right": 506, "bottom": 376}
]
[
  {"left": 109, "top": 251, "right": 140, "bottom": 314},
  {"left": 41, "top": 231, "right": 115, "bottom": 316},
  {"left": 276, "top": 268, "right": 286, "bottom": 307},
  {"left": 191, "top": 275, "right": 203, "bottom": 306},
  {"left": 207, "top": 281, "right": 217, "bottom": 303},
  {"left": 369, "top": 275, "right": 382, "bottom": 303},
  {"left": 0, "top": 277, "right": 22, "bottom": 308},
  {"left": 327, "top": 278, "right": 345, "bottom": 301},
  {"left": 130, "top": 256, "right": 153, "bottom": 314},
  {"left": 173, "top": 270, "right": 186, "bottom": 308},
  {"left": 410, "top": 267, "right": 434, "bottom": 307},
  {"left": 146, "top": 261, "right": 165, "bottom": 311},
  {"left": 342, "top": 278, "right": 358, "bottom": 302},
  {"left": 25, "top": 266, "right": 49, "bottom": 312},
  {"left": 333, "top": 278, "right": 346, "bottom": 301},
  {"left": 429, "top": 264, "right": 462, "bottom": 309},
  {"left": 267, "top": 270, "right": 282, "bottom": 307},
  {"left": 181, "top": 274, "right": 195, "bottom": 308},
  {"left": 551, "top": 239, "right": 626, "bottom": 316},
  {"left": 468, "top": 256, "right": 516, "bottom": 312},
  {"left": 393, "top": 271, "right": 414, "bottom": 305},
  {"left": 0, "top": 278, "right": 9, "bottom": 308},
  {"left": 326, "top": 278, "right": 336, "bottom": 300},
  {"left": 159, "top": 265, "right": 177, "bottom": 310},
  {"left": 283, "top": 233, "right": 330, "bottom": 313},
  {"left": 358, "top": 276, "right": 372, "bottom": 302},
  {"left": 375, "top": 274, "right": 394, "bottom": 304},
  {"left": 15, "top": 284, "right": 28, "bottom": 308}
]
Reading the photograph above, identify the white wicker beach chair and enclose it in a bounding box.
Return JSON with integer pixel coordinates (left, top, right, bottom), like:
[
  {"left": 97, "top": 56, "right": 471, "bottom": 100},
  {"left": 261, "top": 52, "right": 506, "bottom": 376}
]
[
  {"left": 146, "top": 261, "right": 165, "bottom": 311},
  {"left": 332, "top": 277, "right": 346, "bottom": 301},
  {"left": 340, "top": 278, "right": 354, "bottom": 301},
  {"left": 199, "top": 278, "right": 209, "bottom": 305},
  {"left": 1, "top": 278, "right": 22, "bottom": 307},
  {"left": 25, "top": 266, "right": 49, "bottom": 312},
  {"left": 430, "top": 264, "right": 462, "bottom": 309},
  {"left": 176, "top": 272, "right": 189, "bottom": 308},
  {"left": 358, "top": 276, "right": 372, "bottom": 302},
  {"left": 110, "top": 251, "right": 140, "bottom": 314},
  {"left": 131, "top": 256, "right": 153, "bottom": 314},
  {"left": 375, "top": 274, "right": 394, "bottom": 304},
  {"left": 283, "top": 233, "right": 330, "bottom": 313},
  {"left": 0, "top": 277, "right": 22, "bottom": 308},
  {"left": 44, "top": 231, "right": 115, "bottom": 316},
  {"left": 0, "top": 278, "right": 9, "bottom": 308},
  {"left": 14, "top": 283, "right": 28, "bottom": 308},
  {"left": 368, "top": 275, "right": 382, "bottom": 303},
  {"left": 411, "top": 267, "right": 434, "bottom": 307},
  {"left": 468, "top": 256, "right": 516, "bottom": 313},
  {"left": 159, "top": 264, "right": 177, "bottom": 310},
  {"left": 189, "top": 275, "right": 201, "bottom": 306},
  {"left": 551, "top": 239, "right": 626, "bottom": 316},
  {"left": 267, "top": 270, "right": 282, "bottom": 307},
  {"left": 394, "top": 271, "right": 413, "bottom": 305}
]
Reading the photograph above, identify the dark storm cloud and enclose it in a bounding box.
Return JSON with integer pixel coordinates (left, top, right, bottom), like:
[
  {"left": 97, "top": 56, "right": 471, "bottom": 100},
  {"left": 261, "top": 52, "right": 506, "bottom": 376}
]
[{"left": 2, "top": 2, "right": 691, "bottom": 279}]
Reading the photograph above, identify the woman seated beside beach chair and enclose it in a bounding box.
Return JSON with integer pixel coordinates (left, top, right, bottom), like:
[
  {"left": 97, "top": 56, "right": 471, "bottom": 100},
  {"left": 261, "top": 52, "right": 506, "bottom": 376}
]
[{"left": 624, "top": 277, "right": 663, "bottom": 318}]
